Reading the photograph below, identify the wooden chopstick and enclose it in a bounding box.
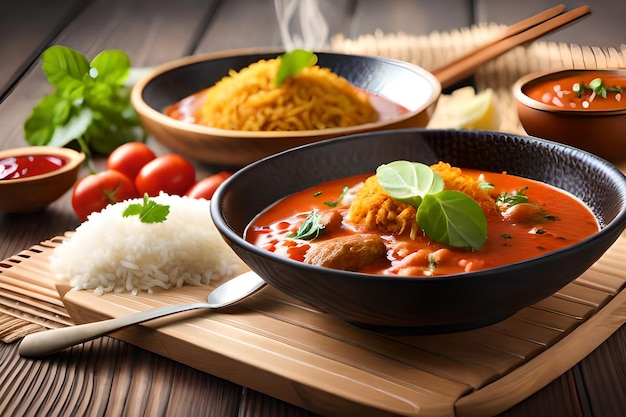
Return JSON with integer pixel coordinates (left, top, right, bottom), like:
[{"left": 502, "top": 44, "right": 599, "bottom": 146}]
[
  {"left": 499, "top": 4, "right": 566, "bottom": 39},
  {"left": 432, "top": 5, "right": 591, "bottom": 89}
]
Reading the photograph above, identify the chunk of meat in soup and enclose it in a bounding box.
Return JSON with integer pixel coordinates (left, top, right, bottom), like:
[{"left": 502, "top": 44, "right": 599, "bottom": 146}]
[
  {"left": 319, "top": 209, "right": 343, "bottom": 232},
  {"left": 304, "top": 234, "right": 386, "bottom": 271}
]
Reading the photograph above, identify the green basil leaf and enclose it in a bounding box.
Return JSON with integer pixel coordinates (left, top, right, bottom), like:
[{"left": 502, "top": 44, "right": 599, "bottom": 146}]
[
  {"left": 275, "top": 49, "right": 318, "bottom": 86},
  {"left": 90, "top": 49, "right": 131, "bottom": 86},
  {"left": 85, "top": 113, "right": 141, "bottom": 154},
  {"left": 24, "top": 94, "right": 68, "bottom": 145},
  {"left": 48, "top": 108, "right": 93, "bottom": 148},
  {"left": 417, "top": 190, "right": 488, "bottom": 250},
  {"left": 24, "top": 45, "right": 146, "bottom": 157},
  {"left": 42, "top": 45, "right": 90, "bottom": 91},
  {"left": 51, "top": 97, "right": 72, "bottom": 126},
  {"left": 376, "top": 160, "right": 444, "bottom": 207}
]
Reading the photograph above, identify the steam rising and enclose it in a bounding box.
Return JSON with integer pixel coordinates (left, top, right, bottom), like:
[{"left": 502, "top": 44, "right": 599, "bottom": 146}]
[{"left": 275, "top": 0, "right": 329, "bottom": 50}]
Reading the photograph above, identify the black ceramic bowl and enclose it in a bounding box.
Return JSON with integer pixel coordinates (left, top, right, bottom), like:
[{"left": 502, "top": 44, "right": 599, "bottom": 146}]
[
  {"left": 210, "top": 129, "right": 626, "bottom": 334},
  {"left": 131, "top": 49, "right": 441, "bottom": 166}
]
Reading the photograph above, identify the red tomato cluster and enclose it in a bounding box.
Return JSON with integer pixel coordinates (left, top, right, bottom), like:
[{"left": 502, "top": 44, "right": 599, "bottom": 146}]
[{"left": 71, "top": 142, "right": 231, "bottom": 221}]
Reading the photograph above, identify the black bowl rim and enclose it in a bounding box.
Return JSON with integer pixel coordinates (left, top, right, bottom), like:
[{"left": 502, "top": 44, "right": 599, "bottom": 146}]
[
  {"left": 130, "top": 47, "right": 442, "bottom": 139},
  {"left": 211, "top": 128, "right": 626, "bottom": 284},
  {"left": 513, "top": 68, "right": 626, "bottom": 115}
]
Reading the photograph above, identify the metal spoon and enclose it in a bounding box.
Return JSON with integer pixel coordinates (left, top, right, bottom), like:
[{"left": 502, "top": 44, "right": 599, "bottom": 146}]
[{"left": 18, "top": 271, "right": 266, "bottom": 358}]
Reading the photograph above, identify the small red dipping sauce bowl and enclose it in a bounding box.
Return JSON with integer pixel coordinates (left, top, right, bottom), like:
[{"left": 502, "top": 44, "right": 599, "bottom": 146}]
[
  {"left": 513, "top": 69, "right": 626, "bottom": 161},
  {"left": 0, "top": 146, "right": 85, "bottom": 212}
]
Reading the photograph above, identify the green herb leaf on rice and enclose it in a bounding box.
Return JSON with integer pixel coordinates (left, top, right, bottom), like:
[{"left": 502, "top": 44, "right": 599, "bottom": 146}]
[
  {"left": 275, "top": 49, "right": 318, "bottom": 86},
  {"left": 123, "top": 194, "right": 170, "bottom": 223}
]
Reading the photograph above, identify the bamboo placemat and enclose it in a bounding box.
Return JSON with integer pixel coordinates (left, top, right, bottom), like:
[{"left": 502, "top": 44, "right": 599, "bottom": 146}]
[
  {"left": 0, "top": 237, "right": 73, "bottom": 342},
  {"left": 0, "top": 229, "right": 623, "bottom": 417}
]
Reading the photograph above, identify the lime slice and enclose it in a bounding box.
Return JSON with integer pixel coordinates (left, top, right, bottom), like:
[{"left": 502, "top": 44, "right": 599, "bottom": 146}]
[{"left": 428, "top": 86, "right": 499, "bottom": 130}]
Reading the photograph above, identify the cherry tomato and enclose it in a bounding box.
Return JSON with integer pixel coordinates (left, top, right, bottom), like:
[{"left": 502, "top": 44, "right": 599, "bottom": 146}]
[
  {"left": 106, "top": 142, "right": 156, "bottom": 181},
  {"left": 72, "top": 170, "right": 139, "bottom": 221},
  {"left": 185, "top": 171, "right": 232, "bottom": 200},
  {"left": 135, "top": 153, "right": 196, "bottom": 197}
]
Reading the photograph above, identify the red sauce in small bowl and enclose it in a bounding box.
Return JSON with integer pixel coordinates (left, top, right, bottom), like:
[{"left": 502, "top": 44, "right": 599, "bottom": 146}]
[
  {"left": 0, "top": 154, "right": 69, "bottom": 180},
  {"left": 524, "top": 72, "right": 625, "bottom": 111}
]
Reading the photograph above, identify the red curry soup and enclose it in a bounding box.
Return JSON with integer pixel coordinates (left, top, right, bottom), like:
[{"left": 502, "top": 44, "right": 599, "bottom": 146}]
[
  {"left": 524, "top": 72, "right": 625, "bottom": 111},
  {"left": 246, "top": 163, "right": 599, "bottom": 277}
]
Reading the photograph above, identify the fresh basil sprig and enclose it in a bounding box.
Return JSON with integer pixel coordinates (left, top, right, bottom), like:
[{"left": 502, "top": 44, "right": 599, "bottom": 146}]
[
  {"left": 24, "top": 45, "right": 146, "bottom": 163},
  {"left": 377, "top": 161, "right": 488, "bottom": 250},
  {"left": 275, "top": 49, "right": 318, "bottom": 86}
]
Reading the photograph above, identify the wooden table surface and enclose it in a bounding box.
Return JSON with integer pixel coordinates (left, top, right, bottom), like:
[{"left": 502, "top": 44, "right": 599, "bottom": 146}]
[{"left": 1, "top": 1, "right": 625, "bottom": 416}]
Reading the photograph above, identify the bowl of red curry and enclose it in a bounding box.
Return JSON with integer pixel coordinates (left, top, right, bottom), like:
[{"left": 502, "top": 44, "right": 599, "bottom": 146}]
[
  {"left": 210, "top": 128, "right": 626, "bottom": 334},
  {"left": 0, "top": 146, "right": 85, "bottom": 212},
  {"left": 513, "top": 69, "right": 626, "bottom": 161}
]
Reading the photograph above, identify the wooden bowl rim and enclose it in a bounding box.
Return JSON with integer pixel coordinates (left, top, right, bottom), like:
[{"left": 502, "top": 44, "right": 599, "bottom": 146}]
[
  {"left": 130, "top": 48, "right": 442, "bottom": 140},
  {"left": 0, "top": 146, "right": 85, "bottom": 184}
]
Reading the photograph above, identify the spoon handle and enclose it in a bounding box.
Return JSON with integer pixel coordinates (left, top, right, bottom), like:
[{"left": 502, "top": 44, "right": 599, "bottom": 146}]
[{"left": 18, "top": 302, "right": 210, "bottom": 358}]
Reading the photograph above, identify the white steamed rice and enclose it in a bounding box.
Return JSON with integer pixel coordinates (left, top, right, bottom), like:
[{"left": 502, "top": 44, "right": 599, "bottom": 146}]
[{"left": 50, "top": 193, "right": 248, "bottom": 296}]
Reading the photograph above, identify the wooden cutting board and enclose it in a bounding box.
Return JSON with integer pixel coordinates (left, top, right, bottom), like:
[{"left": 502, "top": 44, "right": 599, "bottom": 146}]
[{"left": 48, "top": 232, "right": 626, "bottom": 417}]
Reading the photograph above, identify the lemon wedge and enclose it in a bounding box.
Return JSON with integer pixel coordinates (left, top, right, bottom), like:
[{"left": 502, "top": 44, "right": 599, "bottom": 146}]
[{"left": 428, "top": 86, "right": 499, "bottom": 130}]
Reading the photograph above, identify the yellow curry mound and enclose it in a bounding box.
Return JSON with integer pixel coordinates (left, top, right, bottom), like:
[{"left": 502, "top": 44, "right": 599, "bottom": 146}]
[
  {"left": 198, "top": 58, "right": 379, "bottom": 131},
  {"left": 347, "top": 162, "right": 499, "bottom": 237}
]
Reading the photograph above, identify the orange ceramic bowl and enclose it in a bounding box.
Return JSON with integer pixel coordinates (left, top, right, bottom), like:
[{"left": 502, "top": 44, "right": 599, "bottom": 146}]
[
  {"left": 513, "top": 69, "right": 626, "bottom": 161},
  {"left": 0, "top": 146, "right": 85, "bottom": 213},
  {"left": 131, "top": 49, "right": 441, "bottom": 167}
]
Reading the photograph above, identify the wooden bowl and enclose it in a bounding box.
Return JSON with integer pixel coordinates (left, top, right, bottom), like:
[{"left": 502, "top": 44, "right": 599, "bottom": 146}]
[
  {"left": 131, "top": 49, "right": 441, "bottom": 166},
  {"left": 0, "top": 146, "right": 85, "bottom": 213},
  {"left": 513, "top": 69, "right": 626, "bottom": 161},
  {"left": 210, "top": 129, "right": 626, "bottom": 334}
]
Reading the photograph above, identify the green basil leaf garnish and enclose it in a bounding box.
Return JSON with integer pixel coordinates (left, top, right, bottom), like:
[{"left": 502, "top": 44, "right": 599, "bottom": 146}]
[
  {"left": 377, "top": 160, "right": 488, "bottom": 250},
  {"left": 376, "top": 160, "right": 444, "bottom": 207},
  {"left": 417, "top": 190, "right": 488, "bottom": 250},
  {"left": 275, "top": 49, "right": 318, "bottom": 86}
]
